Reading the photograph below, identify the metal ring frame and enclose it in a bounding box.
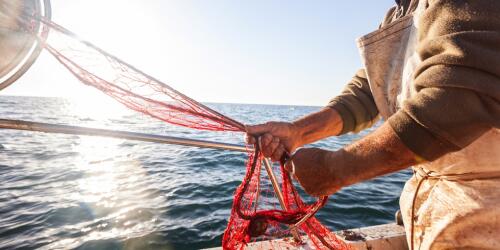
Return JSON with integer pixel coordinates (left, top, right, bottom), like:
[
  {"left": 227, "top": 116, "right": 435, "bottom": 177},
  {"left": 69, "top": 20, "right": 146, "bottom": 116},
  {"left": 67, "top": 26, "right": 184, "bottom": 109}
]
[{"left": 0, "top": 0, "right": 51, "bottom": 91}]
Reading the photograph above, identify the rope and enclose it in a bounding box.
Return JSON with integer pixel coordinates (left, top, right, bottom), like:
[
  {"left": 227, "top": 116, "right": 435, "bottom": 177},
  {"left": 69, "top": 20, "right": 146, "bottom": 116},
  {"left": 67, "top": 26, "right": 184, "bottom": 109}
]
[{"left": 409, "top": 169, "right": 428, "bottom": 250}]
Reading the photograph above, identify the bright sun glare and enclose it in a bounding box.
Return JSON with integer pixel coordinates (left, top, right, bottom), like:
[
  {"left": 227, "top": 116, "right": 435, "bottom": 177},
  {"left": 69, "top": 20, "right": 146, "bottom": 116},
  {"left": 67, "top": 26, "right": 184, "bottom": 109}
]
[
  {"left": 67, "top": 87, "right": 131, "bottom": 120},
  {"left": 51, "top": 0, "right": 161, "bottom": 119}
]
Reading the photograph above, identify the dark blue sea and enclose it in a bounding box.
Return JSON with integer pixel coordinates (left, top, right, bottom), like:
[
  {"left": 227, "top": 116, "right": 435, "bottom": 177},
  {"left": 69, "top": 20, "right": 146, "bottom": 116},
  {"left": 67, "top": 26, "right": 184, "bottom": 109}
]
[{"left": 0, "top": 96, "right": 411, "bottom": 249}]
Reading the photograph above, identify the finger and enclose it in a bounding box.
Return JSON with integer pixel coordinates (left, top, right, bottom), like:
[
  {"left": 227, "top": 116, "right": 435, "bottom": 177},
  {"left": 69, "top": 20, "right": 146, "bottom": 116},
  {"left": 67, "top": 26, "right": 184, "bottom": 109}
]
[
  {"left": 284, "top": 149, "right": 296, "bottom": 172},
  {"left": 284, "top": 148, "right": 304, "bottom": 175},
  {"left": 260, "top": 133, "right": 273, "bottom": 148},
  {"left": 271, "top": 144, "right": 285, "bottom": 162},
  {"left": 245, "top": 134, "right": 256, "bottom": 145},
  {"left": 245, "top": 123, "right": 272, "bottom": 136},
  {"left": 263, "top": 137, "right": 280, "bottom": 157},
  {"left": 284, "top": 159, "right": 296, "bottom": 177}
]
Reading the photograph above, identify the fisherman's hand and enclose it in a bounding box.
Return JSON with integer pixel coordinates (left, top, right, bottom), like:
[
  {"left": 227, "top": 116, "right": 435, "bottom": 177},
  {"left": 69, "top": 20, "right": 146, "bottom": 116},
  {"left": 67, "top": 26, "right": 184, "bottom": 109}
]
[
  {"left": 286, "top": 148, "right": 343, "bottom": 197},
  {"left": 245, "top": 122, "right": 302, "bottom": 162}
]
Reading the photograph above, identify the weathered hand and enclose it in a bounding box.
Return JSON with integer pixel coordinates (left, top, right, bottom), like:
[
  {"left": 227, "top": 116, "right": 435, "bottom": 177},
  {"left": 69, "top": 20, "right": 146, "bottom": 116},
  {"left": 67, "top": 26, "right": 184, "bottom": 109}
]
[
  {"left": 245, "top": 122, "right": 302, "bottom": 162},
  {"left": 286, "top": 148, "right": 343, "bottom": 197}
]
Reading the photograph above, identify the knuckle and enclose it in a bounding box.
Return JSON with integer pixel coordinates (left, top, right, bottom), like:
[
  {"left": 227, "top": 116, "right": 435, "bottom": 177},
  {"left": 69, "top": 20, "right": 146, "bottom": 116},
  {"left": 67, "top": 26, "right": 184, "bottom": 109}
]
[
  {"left": 265, "top": 121, "right": 275, "bottom": 127},
  {"left": 273, "top": 147, "right": 283, "bottom": 156},
  {"left": 273, "top": 146, "right": 283, "bottom": 155},
  {"left": 262, "top": 134, "right": 272, "bottom": 144}
]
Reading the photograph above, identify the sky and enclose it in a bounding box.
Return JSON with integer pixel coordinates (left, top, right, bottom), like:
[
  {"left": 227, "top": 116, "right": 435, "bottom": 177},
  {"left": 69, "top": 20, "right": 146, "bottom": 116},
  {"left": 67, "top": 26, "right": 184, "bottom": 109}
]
[{"left": 2, "top": 0, "right": 395, "bottom": 106}]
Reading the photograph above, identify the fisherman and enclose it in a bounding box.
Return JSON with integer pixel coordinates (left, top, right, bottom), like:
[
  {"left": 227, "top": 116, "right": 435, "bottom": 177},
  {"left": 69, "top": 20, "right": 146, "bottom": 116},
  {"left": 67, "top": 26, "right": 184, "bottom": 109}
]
[{"left": 246, "top": 0, "right": 500, "bottom": 249}]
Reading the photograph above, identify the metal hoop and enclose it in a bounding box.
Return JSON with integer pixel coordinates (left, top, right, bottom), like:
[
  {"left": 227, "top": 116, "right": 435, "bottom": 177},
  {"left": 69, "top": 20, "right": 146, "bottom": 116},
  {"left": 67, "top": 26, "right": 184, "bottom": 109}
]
[{"left": 0, "top": 0, "right": 51, "bottom": 91}]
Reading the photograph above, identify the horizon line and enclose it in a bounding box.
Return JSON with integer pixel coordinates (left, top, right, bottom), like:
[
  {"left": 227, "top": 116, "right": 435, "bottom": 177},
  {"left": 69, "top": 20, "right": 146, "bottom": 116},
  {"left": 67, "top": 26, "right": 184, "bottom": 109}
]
[{"left": 0, "top": 94, "right": 324, "bottom": 108}]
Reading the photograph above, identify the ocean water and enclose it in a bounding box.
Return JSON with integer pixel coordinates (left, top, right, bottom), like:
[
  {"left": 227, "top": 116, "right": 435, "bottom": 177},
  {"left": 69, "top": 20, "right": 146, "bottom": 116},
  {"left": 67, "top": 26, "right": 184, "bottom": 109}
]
[{"left": 0, "top": 96, "right": 412, "bottom": 249}]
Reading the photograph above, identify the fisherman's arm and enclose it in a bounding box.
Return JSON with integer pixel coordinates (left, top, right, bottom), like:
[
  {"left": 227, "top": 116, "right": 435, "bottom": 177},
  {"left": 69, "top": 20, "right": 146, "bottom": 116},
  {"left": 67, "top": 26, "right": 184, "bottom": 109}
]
[
  {"left": 246, "top": 69, "right": 379, "bottom": 161},
  {"left": 326, "top": 68, "right": 379, "bottom": 134},
  {"left": 292, "top": 0, "right": 500, "bottom": 196},
  {"left": 246, "top": 108, "right": 342, "bottom": 161},
  {"left": 288, "top": 122, "right": 418, "bottom": 196}
]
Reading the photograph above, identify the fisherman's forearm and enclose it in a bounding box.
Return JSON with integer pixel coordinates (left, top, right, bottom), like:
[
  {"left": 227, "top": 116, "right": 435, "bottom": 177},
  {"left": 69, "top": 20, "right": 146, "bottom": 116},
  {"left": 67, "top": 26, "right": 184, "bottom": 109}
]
[
  {"left": 288, "top": 122, "right": 420, "bottom": 196},
  {"left": 329, "top": 122, "right": 419, "bottom": 189},
  {"left": 292, "top": 108, "right": 343, "bottom": 147}
]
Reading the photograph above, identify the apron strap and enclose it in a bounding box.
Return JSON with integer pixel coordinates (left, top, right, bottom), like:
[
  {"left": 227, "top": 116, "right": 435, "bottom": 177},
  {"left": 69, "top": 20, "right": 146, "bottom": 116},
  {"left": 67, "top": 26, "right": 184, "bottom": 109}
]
[{"left": 415, "top": 167, "right": 500, "bottom": 181}]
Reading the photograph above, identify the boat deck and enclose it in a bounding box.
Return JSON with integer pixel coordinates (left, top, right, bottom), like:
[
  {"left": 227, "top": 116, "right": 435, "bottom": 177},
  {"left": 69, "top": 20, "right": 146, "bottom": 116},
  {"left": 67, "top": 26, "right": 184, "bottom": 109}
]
[{"left": 205, "top": 223, "right": 408, "bottom": 250}]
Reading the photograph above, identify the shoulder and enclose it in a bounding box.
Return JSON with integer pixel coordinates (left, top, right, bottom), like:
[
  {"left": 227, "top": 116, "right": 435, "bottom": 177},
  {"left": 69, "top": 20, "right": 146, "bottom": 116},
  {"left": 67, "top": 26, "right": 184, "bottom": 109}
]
[{"left": 380, "top": 0, "right": 421, "bottom": 28}]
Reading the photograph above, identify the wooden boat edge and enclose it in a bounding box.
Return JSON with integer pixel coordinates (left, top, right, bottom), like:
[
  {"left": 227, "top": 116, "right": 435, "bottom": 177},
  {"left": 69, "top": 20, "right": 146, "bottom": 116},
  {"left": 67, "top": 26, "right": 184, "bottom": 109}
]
[{"left": 204, "top": 223, "right": 408, "bottom": 250}]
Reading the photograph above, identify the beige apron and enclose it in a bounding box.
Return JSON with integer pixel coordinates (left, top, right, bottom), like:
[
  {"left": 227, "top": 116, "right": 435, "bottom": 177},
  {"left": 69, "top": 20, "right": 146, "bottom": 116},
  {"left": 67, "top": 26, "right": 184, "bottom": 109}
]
[{"left": 356, "top": 1, "right": 500, "bottom": 249}]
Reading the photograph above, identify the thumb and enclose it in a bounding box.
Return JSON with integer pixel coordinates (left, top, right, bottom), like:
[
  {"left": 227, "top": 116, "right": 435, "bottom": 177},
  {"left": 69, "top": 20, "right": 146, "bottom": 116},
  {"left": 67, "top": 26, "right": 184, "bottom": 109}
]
[
  {"left": 284, "top": 160, "right": 295, "bottom": 174},
  {"left": 284, "top": 149, "right": 300, "bottom": 176}
]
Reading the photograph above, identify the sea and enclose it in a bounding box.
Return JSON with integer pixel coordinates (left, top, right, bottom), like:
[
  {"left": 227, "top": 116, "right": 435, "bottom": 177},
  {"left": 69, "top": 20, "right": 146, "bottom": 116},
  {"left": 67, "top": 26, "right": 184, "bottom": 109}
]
[{"left": 0, "top": 95, "right": 412, "bottom": 249}]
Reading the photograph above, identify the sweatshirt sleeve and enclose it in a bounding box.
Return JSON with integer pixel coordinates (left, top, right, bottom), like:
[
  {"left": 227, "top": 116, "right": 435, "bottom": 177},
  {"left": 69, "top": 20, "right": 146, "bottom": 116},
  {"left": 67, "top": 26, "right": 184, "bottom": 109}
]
[
  {"left": 327, "top": 69, "right": 380, "bottom": 134},
  {"left": 388, "top": 0, "right": 500, "bottom": 161}
]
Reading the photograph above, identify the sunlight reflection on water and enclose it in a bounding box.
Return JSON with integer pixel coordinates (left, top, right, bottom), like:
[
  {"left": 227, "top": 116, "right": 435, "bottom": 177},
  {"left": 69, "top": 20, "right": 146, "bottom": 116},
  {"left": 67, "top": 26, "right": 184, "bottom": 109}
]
[{"left": 44, "top": 126, "right": 160, "bottom": 248}]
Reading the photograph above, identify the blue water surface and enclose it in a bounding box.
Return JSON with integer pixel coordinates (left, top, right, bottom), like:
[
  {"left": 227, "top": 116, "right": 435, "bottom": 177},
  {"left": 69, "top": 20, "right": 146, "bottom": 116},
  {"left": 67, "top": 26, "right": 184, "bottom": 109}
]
[{"left": 0, "top": 96, "right": 411, "bottom": 249}]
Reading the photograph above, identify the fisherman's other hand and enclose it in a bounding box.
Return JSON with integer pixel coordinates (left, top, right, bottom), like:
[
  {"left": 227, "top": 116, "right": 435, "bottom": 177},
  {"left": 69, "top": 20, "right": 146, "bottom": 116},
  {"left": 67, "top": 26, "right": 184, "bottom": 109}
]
[
  {"left": 245, "top": 122, "right": 301, "bottom": 161},
  {"left": 286, "top": 148, "right": 342, "bottom": 197}
]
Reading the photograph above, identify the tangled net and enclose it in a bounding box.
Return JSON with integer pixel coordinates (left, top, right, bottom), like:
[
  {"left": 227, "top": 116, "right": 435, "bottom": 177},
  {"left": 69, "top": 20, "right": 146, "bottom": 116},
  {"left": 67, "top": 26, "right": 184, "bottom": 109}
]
[{"left": 22, "top": 14, "right": 349, "bottom": 249}]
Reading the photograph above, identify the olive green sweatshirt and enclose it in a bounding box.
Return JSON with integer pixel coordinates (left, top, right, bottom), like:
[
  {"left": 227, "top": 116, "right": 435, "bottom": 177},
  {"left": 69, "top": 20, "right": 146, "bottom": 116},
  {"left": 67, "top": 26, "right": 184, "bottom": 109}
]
[{"left": 328, "top": 0, "right": 500, "bottom": 161}]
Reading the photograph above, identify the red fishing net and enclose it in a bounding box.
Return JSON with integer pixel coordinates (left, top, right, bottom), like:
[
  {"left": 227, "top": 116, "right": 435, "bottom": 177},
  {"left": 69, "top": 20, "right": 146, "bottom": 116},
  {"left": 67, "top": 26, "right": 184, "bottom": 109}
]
[{"left": 23, "top": 15, "right": 349, "bottom": 250}]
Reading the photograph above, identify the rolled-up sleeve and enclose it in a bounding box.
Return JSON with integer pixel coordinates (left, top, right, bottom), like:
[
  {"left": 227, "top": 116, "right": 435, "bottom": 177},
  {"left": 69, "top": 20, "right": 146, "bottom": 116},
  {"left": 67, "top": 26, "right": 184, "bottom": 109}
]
[
  {"left": 327, "top": 69, "right": 380, "bottom": 134},
  {"left": 388, "top": 0, "right": 500, "bottom": 161}
]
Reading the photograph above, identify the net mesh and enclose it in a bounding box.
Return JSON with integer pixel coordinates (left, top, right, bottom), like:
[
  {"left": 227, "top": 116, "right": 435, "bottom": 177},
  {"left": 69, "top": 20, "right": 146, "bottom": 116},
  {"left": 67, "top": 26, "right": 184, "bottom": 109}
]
[{"left": 23, "top": 15, "right": 349, "bottom": 250}]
